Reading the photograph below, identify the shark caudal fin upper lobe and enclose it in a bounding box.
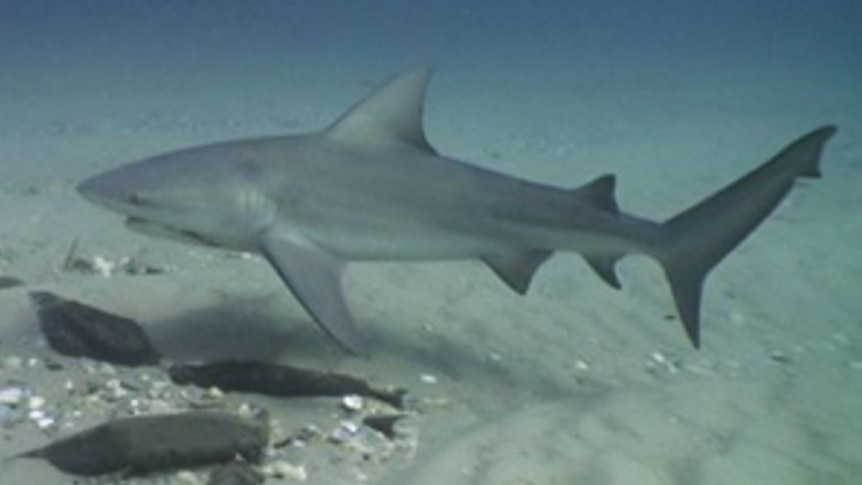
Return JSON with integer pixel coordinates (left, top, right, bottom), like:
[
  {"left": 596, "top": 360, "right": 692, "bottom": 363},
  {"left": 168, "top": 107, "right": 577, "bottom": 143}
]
[{"left": 655, "top": 126, "right": 837, "bottom": 347}]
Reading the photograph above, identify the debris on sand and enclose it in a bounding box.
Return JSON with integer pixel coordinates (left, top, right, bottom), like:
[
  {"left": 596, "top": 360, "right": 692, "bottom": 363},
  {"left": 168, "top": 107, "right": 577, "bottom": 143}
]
[
  {"left": 61, "top": 238, "right": 165, "bottom": 276},
  {"left": 16, "top": 410, "right": 268, "bottom": 476},
  {"left": 0, "top": 275, "right": 24, "bottom": 290},
  {"left": 29, "top": 291, "right": 161, "bottom": 366},
  {"left": 362, "top": 414, "right": 409, "bottom": 440}
]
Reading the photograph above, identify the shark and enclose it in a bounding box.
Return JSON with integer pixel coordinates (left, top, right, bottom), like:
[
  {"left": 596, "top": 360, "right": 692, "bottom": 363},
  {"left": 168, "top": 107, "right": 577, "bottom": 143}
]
[{"left": 77, "top": 67, "right": 837, "bottom": 353}]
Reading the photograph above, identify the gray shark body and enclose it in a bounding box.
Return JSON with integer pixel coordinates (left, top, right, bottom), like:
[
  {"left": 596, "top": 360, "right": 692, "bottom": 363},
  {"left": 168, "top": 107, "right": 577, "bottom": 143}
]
[{"left": 78, "top": 68, "right": 836, "bottom": 353}]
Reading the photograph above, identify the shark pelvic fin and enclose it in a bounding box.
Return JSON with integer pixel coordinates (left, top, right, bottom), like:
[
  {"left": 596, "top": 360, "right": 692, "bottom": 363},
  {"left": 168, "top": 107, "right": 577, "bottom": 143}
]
[{"left": 482, "top": 249, "right": 553, "bottom": 295}]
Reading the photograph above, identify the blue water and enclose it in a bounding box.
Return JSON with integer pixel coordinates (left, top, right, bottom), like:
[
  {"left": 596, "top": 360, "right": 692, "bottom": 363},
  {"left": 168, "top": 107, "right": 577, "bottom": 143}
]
[{"left": 1, "top": 1, "right": 859, "bottom": 93}]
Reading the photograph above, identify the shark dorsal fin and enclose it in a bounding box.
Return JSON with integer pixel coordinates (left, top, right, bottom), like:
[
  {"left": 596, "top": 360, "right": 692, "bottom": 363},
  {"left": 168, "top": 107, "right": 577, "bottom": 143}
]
[{"left": 326, "top": 67, "right": 435, "bottom": 153}]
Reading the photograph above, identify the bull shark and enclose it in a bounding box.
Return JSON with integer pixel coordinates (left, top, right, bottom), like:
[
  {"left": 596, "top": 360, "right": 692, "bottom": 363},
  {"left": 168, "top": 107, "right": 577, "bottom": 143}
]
[{"left": 77, "top": 67, "right": 836, "bottom": 353}]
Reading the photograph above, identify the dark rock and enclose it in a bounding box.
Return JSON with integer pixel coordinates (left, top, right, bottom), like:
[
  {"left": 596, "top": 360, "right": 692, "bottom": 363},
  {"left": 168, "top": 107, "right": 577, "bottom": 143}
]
[
  {"left": 17, "top": 411, "right": 268, "bottom": 476},
  {"left": 362, "top": 414, "right": 406, "bottom": 440},
  {"left": 29, "top": 291, "right": 161, "bottom": 366},
  {"left": 0, "top": 276, "right": 24, "bottom": 290},
  {"left": 169, "top": 360, "right": 409, "bottom": 409}
]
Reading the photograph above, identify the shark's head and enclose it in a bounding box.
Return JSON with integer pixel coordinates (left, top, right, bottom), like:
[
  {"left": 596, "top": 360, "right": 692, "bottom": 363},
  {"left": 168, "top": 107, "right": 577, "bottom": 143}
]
[{"left": 78, "top": 144, "right": 278, "bottom": 250}]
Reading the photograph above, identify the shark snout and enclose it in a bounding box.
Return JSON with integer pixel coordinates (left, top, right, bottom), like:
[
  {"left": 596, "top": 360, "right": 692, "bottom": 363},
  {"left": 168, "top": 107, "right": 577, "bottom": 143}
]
[
  {"left": 77, "top": 170, "right": 139, "bottom": 212},
  {"left": 76, "top": 175, "right": 105, "bottom": 203}
]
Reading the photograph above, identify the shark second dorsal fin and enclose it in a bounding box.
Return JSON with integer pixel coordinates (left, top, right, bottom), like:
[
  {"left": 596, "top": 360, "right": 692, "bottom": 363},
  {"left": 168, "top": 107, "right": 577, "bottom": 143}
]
[
  {"left": 571, "top": 175, "right": 619, "bottom": 214},
  {"left": 326, "top": 67, "right": 436, "bottom": 153}
]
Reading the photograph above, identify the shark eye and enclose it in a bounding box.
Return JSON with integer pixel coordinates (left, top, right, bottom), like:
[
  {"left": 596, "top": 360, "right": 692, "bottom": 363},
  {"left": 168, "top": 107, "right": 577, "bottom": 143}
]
[{"left": 128, "top": 193, "right": 149, "bottom": 206}]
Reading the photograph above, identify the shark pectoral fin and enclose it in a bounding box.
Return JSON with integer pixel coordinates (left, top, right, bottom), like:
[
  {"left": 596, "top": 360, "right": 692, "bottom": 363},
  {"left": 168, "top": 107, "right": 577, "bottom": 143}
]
[
  {"left": 260, "top": 235, "right": 367, "bottom": 355},
  {"left": 482, "top": 249, "right": 553, "bottom": 295}
]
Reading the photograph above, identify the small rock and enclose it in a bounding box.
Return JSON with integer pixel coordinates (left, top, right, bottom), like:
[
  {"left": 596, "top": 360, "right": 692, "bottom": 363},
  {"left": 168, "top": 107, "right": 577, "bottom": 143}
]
[{"left": 0, "top": 387, "right": 26, "bottom": 406}]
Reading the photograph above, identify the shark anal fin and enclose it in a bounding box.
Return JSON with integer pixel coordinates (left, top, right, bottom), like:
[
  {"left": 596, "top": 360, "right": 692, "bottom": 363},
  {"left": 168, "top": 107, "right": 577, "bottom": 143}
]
[
  {"left": 584, "top": 255, "right": 622, "bottom": 289},
  {"left": 260, "top": 235, "right": 367, "bottom": 355},
  {"left": 482, "top": 249, "right": 553, "bottom": 295}
]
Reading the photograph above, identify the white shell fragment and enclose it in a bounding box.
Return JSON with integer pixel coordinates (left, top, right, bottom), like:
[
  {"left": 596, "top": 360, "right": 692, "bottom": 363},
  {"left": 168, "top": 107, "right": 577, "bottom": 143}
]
[
  {"left": 419, "top": 374, "right": 437, "bottom": 384},
  {"left": 92, "top": 255, "right": 116, "bottom": 277},
  {"left": 28, "top": 395, "right": 46, "bottom": 410},
  {"left": 341, "top": 394, "right": 364, "bottom": 412},
  {"left": 202, "top": 386, "right": 225, "bottom": 400},
  {"left": 329, "top": 420, "right": 360, "bottom": 443},
  {"left": 646, "top": 351, "right": 679, "bottom": 374}
]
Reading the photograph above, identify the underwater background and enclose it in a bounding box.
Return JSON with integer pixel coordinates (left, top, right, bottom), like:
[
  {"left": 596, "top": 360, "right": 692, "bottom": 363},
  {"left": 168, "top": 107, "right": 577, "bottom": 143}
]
[{"left": 1, "top": 1, "right": 861, "bottom": 484}]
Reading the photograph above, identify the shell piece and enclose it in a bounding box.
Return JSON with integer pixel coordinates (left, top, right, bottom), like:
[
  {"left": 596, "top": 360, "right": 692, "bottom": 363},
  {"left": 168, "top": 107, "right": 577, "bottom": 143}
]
[
  {"left": 29, "top": 291, "right": 161, "bottom": 366},
  {"left": 17, "top": 411, "right": 268, "bottom": 476},
  {"left": 263, "top": 461, "right": 307, "bottom": 481},
  {"left": 341, "top": 394, "right": 364, "bottom": 412}
]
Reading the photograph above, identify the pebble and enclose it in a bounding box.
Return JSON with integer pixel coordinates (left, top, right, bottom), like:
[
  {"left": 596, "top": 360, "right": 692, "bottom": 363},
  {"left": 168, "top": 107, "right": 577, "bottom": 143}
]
[
  {"left": 0, "top": 387, "right": 26, "bottom": 406},
  {"left": 419, "top": 374, "right": 437, "bottom": 384},
  {"left": 176, "top": 470, "right": 203, "bottom": 485},
  {"left": 264, "top": 461, "right": 307, "bottom": 481},
  {"left": 203, "top": 386, "right": 225, "bottom": 400},
  {"left": 28, "top": 395, "right": 46, "bottom": 410},
  {"left": 1, "top": 355, "right": 23, "bottom": 370}
]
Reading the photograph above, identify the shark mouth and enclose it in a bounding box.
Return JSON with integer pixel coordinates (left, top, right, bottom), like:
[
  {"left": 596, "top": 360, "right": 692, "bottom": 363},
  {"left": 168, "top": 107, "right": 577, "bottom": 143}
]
[{"left": 125, "top": 217, "right": 218, "bottom": 247}]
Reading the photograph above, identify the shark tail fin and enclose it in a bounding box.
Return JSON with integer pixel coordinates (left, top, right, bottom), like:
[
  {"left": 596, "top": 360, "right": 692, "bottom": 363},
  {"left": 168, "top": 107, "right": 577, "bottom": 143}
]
[{"left": 654, "top": 126, "right": 837, "bottom": 347}]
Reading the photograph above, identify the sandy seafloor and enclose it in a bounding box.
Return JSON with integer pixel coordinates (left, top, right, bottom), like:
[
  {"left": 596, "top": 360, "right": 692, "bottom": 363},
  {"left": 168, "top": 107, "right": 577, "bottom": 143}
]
[{"left": 1, "top": 2, "right": 862, "bottom": 484}]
